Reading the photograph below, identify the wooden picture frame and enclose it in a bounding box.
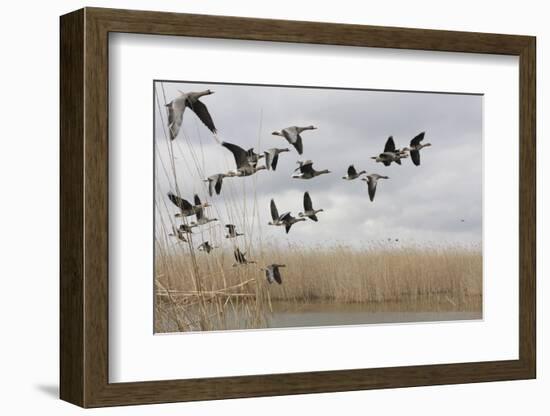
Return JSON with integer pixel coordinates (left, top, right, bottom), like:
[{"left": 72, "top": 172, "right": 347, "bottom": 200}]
[{"left": 60, "top": 7, "right": 536, "bottom": 408}]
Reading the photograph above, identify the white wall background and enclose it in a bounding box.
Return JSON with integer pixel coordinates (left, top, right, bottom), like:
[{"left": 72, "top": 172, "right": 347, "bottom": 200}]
[{"left": 0, "top": 0, "right": 545, "bottom": 414}]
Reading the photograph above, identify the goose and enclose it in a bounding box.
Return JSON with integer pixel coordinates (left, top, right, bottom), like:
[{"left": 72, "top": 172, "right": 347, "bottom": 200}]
[
  {"left": 264, "top": 148, "right": 290, "bottom": 171},
  {"left": 221, "top": 141, "right": 267, "bottom": 177},
  {"left": 232, "top": 248, "right": 256, "bottom": 266},
  {"left": 292, "top": 160, "right": 331, "bottom": 179},
  {"left": 361, "top": 174, "right": 389, "bottom": 202},
  {"left": 403, "top": 132, "right": 431, "bottom": 166},
  {"left": 342, "top": 164, "right": 366, "bottom": 180},
  {"left": 371, "top": 136, "right": 408, "bottom": 166},
  {"left": 203, "top": 172, "right": 235, "bottom": 197},
  {"left": 271, "top": 125, "right": 317, "bottom": 155},
  {"left": 178, "top": 223, "right": 194, "bottom": 234},
  {"left": 190, "top": 195, "right": 218, "bottom": 227},
  {"left": 262, "top": 264, "right": 286, "bottom": 285},
  {"left": 168, "top": 225, "right": 187, "bottom": 243},
  {"left": 197, "top": 241, "right": 216, "bottom": 253},
  {"left": 225, "top": 224, "right": 244, "bottom": 238},
  {"left": 165, "top": 90, "right": 216, "bottom": 140},
  {"left": 168, "top": 192, "right": 209, "bottom": 217},
  {"left": 268, "top": 199, "right": 305, "bottom": 233},
  {"left": 298, "top": 191, "right": 324, "bottom": 222}
]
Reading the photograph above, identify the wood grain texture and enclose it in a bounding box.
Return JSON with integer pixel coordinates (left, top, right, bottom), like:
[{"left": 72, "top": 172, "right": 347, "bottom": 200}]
[{"left": 59, "top": 7, "right": 537, "bottom": 408}]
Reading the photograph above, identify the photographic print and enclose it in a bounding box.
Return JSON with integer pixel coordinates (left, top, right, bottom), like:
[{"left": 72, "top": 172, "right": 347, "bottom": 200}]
[{"left": 154, "top": 81, "right": 482, "bottom": 333}]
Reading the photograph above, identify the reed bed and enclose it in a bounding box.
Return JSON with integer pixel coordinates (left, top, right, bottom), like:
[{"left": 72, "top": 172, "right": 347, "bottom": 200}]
[{"left": 154, "top": 241, "right": 482, "bottom": 332}]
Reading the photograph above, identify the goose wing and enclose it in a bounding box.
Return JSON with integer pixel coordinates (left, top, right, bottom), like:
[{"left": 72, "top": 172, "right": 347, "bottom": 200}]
[
  {"left": 166, "top": 99, "right": 185, "bottom": 141},
  {"left": 384, "top": 136, "right": 396, "bottom": 153},
  {"left": 410, "top": 149, "right": 421, "bottom": 166},
  {"left": 367, "top": 177, "right": 378, "bottom": 202},
  {"left": 265, "top": 268, "right": 274, "bottom": 284},
  {"left": 206, "top": 178, "right": 214, "bottom": 197},
  {"left": 303, "top": 191, "right": 313, "bottom": 211},
  {"left": 293, "top": 135, "right": 303, "bottom": 155},
  {"left": 410, "top": 131, "right": 425, "bottom": 147},
  {"left": 281, "top": 127, "right": 299, "bottom": 143},
  {"left": 273, "top": 266, "right": 283, "bottom": 284},
  {"left": 264, "top": 150, "right": 274, "bottom": 171},
  {"left": 194, "top": 194, "right": 202, "bottom": 206},
  {"left": 285, "top": 223, "right": 293, "bottom": 234},
  {"left": 271, "top": 153, "right": 280, "bottom": 170},
  {"left": 234, "top": 248, "right": 245, "bottom": 263},
  {"left": 215, "top": 175, "right": 224, "bottom": 194},
  {"left": 300, "top": 161, "right": 314, "bottom": 174},
  {"left": 347, "top": 165, "right": 357, "bottom": 177},
  {"left": 167, "top": 192, "right": 192, "bottom": 210},
  {"left": 222, "top": 142, "right": 250, "bottom": 169},
  {"left": 225, "top": 224, "right": 236, "bottom": 235},
  {"left": 270, "top": 199, "right": 279, "bottom": 221},
  {"left": 187, "top": 98, "right": 217, "bottom": 134},
  {"left": 280, "top": 212, "right": 292, "bottom": 221}
]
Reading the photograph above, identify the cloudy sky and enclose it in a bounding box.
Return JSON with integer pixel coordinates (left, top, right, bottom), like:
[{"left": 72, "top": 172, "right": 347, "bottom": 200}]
[{"left": 154, "top": 81, "right": 482, "bottom": 249}]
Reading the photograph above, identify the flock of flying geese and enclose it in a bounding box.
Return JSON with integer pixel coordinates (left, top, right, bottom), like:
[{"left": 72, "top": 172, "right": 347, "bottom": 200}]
[{"left": 163, "top": 88, "right": 432, "bottom": 285}]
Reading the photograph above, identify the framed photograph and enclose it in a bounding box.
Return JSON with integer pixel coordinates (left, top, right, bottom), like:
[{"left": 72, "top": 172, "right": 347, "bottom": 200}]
[{"left": 60, "top": 7, "right": 536, "bottom": 407}]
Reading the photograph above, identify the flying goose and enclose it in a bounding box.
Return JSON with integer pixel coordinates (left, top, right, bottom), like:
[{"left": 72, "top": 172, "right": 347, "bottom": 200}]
[
  {"left": 268, "top": 199, "right": 305, "bottom": 233},
  {"left": 190, "top": 195, "right": 218, "bottom": 227},
  {"left": 178, "top": 223, "right": 194, "bottom": 234},
  {"left": 168, "top": 225, "right": 187, "bottom": 243},
  {"left": 197, "top": 241, "right": 216, "bottom": 253},
  {"left": 298, "top": 191, "right": 324, "bottom": 222},
  {"left": 371, "top": 136, "right": 408, "bottom": 166},
  {"left": 262, "top": 264, "right": 286, "bottom": 285},
  {"left": 403, "top": 132, "right": 431, "bottom": 166},
  {"left": 271, "top": 125, "right": 317, "bottom": 155},
  {"left": 165, "top": 90, "right": 216, "bottom": 140},
  {"left": 292, "top": 160, "right": 331, "bottom": 179},
  {"left": 168, "top": 192, "right": 209, "bottom": 217},
  {"left": 361, "top": 174, "right": 389, "bottom": 202},
  {"left": 225, "top": 224, "right": 244, "bottom": 238},
  {"left": 203, "top": 172, "right": 235, "bottom": 197},
  {"left": 222, "top": 141, "right": 267, "bottom": 177},
  {"left": 342, "top": 164, "right": 366, "bottom": 180},
  {"left": 264, "top": 148, "right": 290, "bottom": 171},
  {"left": 232, "top": 248, "right": 256, "bottom": 266}
]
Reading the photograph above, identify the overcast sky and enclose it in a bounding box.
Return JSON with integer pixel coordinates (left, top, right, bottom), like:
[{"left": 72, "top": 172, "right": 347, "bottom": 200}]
[{"left": 154, "top": 81, "right": 482, "bottom": 249}]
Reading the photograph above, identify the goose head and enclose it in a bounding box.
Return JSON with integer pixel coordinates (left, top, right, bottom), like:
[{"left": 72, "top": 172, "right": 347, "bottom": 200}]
[
  {"left": 306, "top": 125, "right": 317, "bottom": 130},
  {"left": 271, "top": 131, "right": 283, "bottom": 136}
]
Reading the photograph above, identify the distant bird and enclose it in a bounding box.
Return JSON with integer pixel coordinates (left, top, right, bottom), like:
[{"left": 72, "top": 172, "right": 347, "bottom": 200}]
[
  {"left": 222, "top": 141, "right": 267, "bottom": 177},
  {"left": 262, "top": 264, "right": 286, "bottom": 285},
  {"left": 165, "top": 90, "right": 216, "bottom": 140},
  {"left": 460, "top": 219, "right": 465, "bottom": 223},
  {"left": 246, "top": 148, "right": 265, "bottom": 167},
  {"left": 264, "top": 148, "right": 290, "bottom": 171},
  {"left": 197, "top": 241, "right": 216, "bottom": 253},
  {"left": 225, "top": 224, "right": 244, "bottom": 239},
  {"left": 292, "top": 160, "right": 331, "bottom": 179},
  {"left": 298, "top": 191, "right": 324, "bottom": 222},
  {"left": 232, "top": 248, "right": 255, "bottom": 266},
  {"left": 203, "top": 173, "right": 235, "bottom": 197},
  {"left": 271, "top": 125, "right": 317, "bottom": 155},
  {"left": 361, "top": 174, "right": 389, "bottom": 201},
  {"left": 342, "top": 164, "right": 366, "bottom": 180},
  {"left": 168, "top": 192, "right": 209, "bottom": 217},
  {"left": 168, "top": 226, "right": 187, "bottom": 243},
  {"left": 403, "top": 132, "right": 431, "bottom": 166},
  {"left": 371, "top": 136, "right": 408, "bottom": 166},
  {"left": 268, "top": 199, "right": 305, "bottom": 233},
  {"left": 190, "top": 195, "right": 218, "bottom": 227}
]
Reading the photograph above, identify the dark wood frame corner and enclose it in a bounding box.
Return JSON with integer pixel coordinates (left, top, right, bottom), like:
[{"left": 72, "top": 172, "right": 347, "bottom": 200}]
[{"left": 60, "top": 7, "right": 536, "bottom": 408}]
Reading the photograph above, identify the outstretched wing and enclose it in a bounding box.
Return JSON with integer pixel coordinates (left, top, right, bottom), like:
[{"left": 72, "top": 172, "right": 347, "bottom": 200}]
[
  {"left": 384, "top": 136, "right": 396, "bottom": 153},
  {"left": 293, "top": 135, "right": 303, "bottom": 155},
  {"left": 264, "top": 151, "right": 273, "bottom": 171},
  {"left": 187, "top": 98, "right": 217, "bottom": 134},
  {"left": 309, "top": 214, "right": 318, "bottom": 222},
  {"left": 265, "top": 268, "right": 274, "bottom": 284},
  {"left": 225, "top": 224, "right": 235, "bottom": 234},
  {"left": 194, "top": 194, "right": 202, "bottom": 206},
  {"left": 273, "top": 267, "right": 283, "bottom": 284},
  {"left": 410, "top": 150, "right": 421, "bottom": 166},
  {"left": 285, "top": 223, "right": 292, "bottom": 234},
  {"left": 166, "top": 101, "right": 185, "bottom": 141},
  {"left": 367, "top": 177, "right": 377, "bottom": 202},
  {"left": 270, "top": 199, "right": 279, "bottom": 221},
  {"left": 281, "top": 127, "right": 298, "bottom": 144},
  {"left": 207, "top": 178, "right": 214, "bottom": 197},
  {"left": 300, "top": 161, "right": 314, "bottom": 174},
  {"left": 272, "top": 154, "right": 280, "bottom": 171},
  {"left": 303, "top": 191, "right": 313, "bottom": 211},
  {"left": 347, "top": 165, "right": 357, "bottom": 177},
  {"left": 410, "top": 131, "right": 425, "bottom": 147},
  {"left": 167, "top": 192, "right": 192, "bottom": 210},
  {"left": 215, "top": 175, "right": 223, "bottom": 194},
  {"left": 222, "top": 142, "right": 249, "bottom": 169}
]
